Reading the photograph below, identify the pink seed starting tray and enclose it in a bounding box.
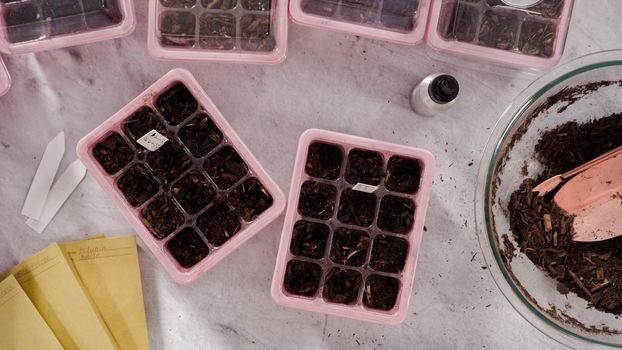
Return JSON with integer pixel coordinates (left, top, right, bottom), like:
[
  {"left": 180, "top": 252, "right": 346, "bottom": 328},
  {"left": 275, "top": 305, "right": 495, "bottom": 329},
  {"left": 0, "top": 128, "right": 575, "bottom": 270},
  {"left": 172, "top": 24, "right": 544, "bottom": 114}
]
[
  {"left": 426, "top": 0, "right": 574, "bottom": 70},
  {"left": 290, "top": 0, "right": 430, "bottom": 44},
  {"left": 77, "top": 68, "right": 286, "bottom": 284},
  {"left": 147, "top": 0, "right": 287, "bottom": 64},
  {"left": 0, "top": 0, "right": 136, "bottom": 55},
  {"left": 271, "top": 129, "right": 435, "bottom": 324},
  {"left": 0, "top": 56, "right": 10, "bottom": 95}
]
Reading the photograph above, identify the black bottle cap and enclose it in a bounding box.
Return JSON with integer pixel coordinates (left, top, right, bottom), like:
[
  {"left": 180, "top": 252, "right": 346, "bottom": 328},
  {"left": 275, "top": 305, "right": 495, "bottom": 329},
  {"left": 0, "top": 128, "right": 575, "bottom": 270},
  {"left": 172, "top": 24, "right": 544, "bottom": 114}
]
[{"left": 428, "top": 75, "right": 459, "bottom": 104}]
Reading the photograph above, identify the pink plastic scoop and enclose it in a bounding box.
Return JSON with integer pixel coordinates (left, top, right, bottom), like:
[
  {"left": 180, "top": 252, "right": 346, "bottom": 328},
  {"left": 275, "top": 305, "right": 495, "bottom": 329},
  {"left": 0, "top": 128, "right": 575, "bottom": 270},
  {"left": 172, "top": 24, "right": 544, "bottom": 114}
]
[{"left": 535, "top": 147, "right": 622, "bottom": 242}]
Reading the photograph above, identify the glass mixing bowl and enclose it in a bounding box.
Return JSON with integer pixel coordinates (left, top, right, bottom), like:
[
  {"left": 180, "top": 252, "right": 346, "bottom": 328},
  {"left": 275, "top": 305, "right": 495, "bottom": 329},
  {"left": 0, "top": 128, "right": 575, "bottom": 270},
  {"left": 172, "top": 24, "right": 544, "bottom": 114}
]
[{"left": 476, "top": 50, "right": 622, "bottom": 348}]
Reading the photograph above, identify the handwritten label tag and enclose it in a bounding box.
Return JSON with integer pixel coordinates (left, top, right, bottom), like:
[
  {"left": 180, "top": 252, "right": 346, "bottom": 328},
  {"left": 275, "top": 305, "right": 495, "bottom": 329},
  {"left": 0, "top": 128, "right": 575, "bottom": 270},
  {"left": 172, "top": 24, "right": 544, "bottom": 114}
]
[
  {"left": 352, "top": 183, "right": 379, "bottom": 193},
  {"left": 137, "top": 130, "right": 168, "bottom": 151}
]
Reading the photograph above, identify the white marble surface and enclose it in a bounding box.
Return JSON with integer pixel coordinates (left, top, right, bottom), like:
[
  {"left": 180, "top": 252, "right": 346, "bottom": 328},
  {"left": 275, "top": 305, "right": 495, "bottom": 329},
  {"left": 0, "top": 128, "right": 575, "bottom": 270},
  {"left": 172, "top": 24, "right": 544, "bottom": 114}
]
[{"left": 1, "top": 1, "right": 621, "bottom": 349}]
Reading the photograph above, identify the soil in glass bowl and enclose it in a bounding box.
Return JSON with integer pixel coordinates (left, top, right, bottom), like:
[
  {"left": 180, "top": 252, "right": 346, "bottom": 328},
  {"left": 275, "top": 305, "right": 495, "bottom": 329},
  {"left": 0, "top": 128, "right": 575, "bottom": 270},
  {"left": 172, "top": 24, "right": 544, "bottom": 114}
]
[{"left": 508, "top": 112, "right": 622, "bottom": 314}]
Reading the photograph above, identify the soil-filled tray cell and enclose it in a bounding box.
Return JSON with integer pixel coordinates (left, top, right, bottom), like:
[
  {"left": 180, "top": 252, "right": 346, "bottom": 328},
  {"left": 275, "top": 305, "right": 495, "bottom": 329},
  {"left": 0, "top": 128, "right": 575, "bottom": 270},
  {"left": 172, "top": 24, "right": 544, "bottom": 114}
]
[
  {"left": 93, "top": 132, "right": 134, "bottom": 175},
  {"left": 380, "top": 0, "right": 419, "bottom": 31},
  {"left": 146, "top": 141, "right": 193, "bottom": 184},
  {"left": 305, "top": 142, "right": 343, "bottom": 180},
  {"left": 302, "top": 0, "right": 338, "bottom": 17},
  {"left": 196, "top": 202, "right": 242, "bottom": 246},
  {"left": 323, "top": 268, "right": 362, "bottom": 304},
  {"left": 122, "top": 107, "right": 167, "bottom": 146},
  {"left": 78, "top": 69, "right": 286, "bottom": 284},
  {"left": 384, "top": 155, "right": 422, "bottom": 194},
  {"left": 157, "top": 83, "right": 199, "bottom": 125},
  {"left": 329, "top": 227, "right": 370, "bottom": 267},
  {"left": 171, "top": 171, "right": 216, "bottom": 214},
  {"left": 377, "top": 195, "right": 415, "bottom": 234},
  {"left": 290, "top": 220, "right": 330, "bottom": 259},
  {"left": 201, "top": 0, "right": 236, "bottom": 9},
  {"left": 340, "top": 0, "right": 379, "bottom": 24},
  {"left": 141, "top": 194, "right": 185, "bottom": 240},
  {"left": 167, "top": 227, "right": 209, "bottom": 268},
  {"left": 284, "top": 260, "right": 323, "bottom": 297},
  {"left": 229, "top": 177, "right": 274, "bottom": 221},
  {"left": 519, "top": 20, "right": 555, "bottom": 57},
  {"left": 199, "top": 13, "right": 236, "bottom": 50},
  {"left": 0, "top": 0, "right": 133, "bottom": 54},
  {"left": 272, "top": 129, "right": 435, "bottom": 324},
  {"left": 242, "top": 0, "right": 271, "bottom": 11},
  {"left": 117, "top": 164, "right": 160, "bottom": 207},
  {"left": 178, "top": 113, "right": 223, "bottom": 157},
  {"left": 477, "top": 11, "right": 518, "bottom": 50},
  {"left": 240, "top": 14, "right": 274, "bottom": 52},
  {"left": 159, "top": 11, "right": 197, "bottom": 47},
  {"left": 204, "top": 147, "right": 248, "bottom": 190},
  {"left": 298, "top": 181, "right": 337, "bottom": 220},
  {"left": 364, "top": 274, "right": 400, "bottom": 310},
  {"left": 337, "top": 189, "right": 377, "bottom": 227},
  {"left": 427, "top": 0, "right": 573, "bottom": 70},
  {"left": 370, "top": 234, "right": 408, "bottom": 273},
  {"left": 345, "top": 149, "right": 383, "bottom": 185}
]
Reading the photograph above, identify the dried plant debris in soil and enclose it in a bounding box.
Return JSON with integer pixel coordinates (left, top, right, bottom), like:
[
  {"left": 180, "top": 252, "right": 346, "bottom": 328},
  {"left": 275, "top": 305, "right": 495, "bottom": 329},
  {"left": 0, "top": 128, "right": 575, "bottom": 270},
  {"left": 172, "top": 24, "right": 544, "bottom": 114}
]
[
  {"left": 364, "top": 274, "right": 399, "bottom": 310},
  {"left": 323, "top": 268, "right": 362, "bottom": 304},
  {"left": 141, "top": 194, "right": 185, "bottom": 240},
  {"left": 167, "top": 227, "right": 209, "bottom": 268},
  {"left": 508, "top": 113, "right": 622, "bottom": 314},
  {"left": 196, "top": 202, "right": 241, "bottom": 246},
  {"left": 284, "top": 260, "right": 322, "bottom": 296},
  {"left": 305, "top": 142, "right": 343, "bottom": 180},
  {"left": 290, "top": 220, "right": 330, "bottom": 259},
  {"left": 330, "top": 227, "right": 370, "bottom": 267},
  {"left": 229, "top": 177, "right": 273, "bottom": 221},
  {"left": 93, "top": 133, "right": 134, "bottom": 175}
]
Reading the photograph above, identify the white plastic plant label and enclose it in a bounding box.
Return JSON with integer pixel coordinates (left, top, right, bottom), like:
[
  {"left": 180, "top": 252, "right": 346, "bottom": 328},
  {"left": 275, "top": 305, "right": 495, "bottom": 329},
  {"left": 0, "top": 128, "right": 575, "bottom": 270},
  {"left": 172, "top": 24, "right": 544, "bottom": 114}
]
[
  {"left": 137, "top": 130, "right": 168, "bottom": 151},
  {"left": 352, "top": 183, "right": 379, "bottom": 193},
  {"left": 501, "top": 0, "right": 542, "bottom": 7}
]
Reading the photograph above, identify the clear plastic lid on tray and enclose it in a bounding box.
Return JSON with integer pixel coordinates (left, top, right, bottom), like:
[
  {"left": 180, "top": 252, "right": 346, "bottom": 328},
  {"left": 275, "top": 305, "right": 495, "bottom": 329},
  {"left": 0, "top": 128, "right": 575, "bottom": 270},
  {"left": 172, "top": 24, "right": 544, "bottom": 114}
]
[
  {"left": 0, "top": 56, "right": 9, "bottom": 95},
  {"left": 426, "top": 0, "right": 574, "bottom": 70},
  {"left": 0, "top": 0, "right": 136, "bottom": 55},
  {"left": 147, "top": 0, "right": 287, "bottom": 64},
  {"left": 290, "top": 0, "right": 430, "bottom": 44}
]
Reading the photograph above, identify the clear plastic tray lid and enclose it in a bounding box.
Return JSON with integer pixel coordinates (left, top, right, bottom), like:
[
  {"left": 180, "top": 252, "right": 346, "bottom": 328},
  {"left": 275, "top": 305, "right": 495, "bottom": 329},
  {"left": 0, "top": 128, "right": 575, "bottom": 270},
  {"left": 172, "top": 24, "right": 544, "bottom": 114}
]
[
  {"left": 0, "top": 0, "right": 125, "bottom": 45},
  {"left": 436, "top": 0, "right": 567, "bottom": 58},
  {"left": 156, "top": 0, "right": 277, "bottom": 53}
]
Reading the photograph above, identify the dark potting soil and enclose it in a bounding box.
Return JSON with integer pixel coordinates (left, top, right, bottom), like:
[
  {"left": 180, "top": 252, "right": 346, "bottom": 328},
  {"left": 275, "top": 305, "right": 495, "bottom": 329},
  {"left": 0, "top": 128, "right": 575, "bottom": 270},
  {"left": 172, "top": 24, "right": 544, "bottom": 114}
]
[
  {"left": 141, "top": 193, "right": 185, "bottom": 240},
  {"left": 204, "top": 146, "right": 248, "bottom": 189},
  {"left": 370, "top": 234, "right": 408, "bottom": 273},
  {"left": 167, "top": 227, "right": 210, "bottom": 268},
  {"left": 229, "top": 177, "right": 273, "bottom": 221},
  {"left": 478, "top": 11, "right": 518, "bottom": 50},
  {"left": 171, "top": 171, "right": 216, "bottom": 214},
  {"left": 377, "top": 195, "right": 415, "bottom": 234},
  {"left": 305, "top": 142, "right": 343, "bottom": 180},
  {"left": 337, "top": 189, "right": 376, "bottom": 227},
  {"left": 508, "top": 113, "right": 622, "bottom": 314},
  {"left": 329, "top": 227, "right": 370, "bottom": 267},
  {"left": 196, "top": 202, "right": 242, "bottom": 246},
  {"left": 178, "top": 113, "right": 223, "bottom": 157},
  {"left": 117, "top": 164, "right": 159, "bottom": 207},
  {"left": 298, "top": 181, "right": 337, "bottom": 220},
  {"left": 122, "top": 107, "right": 167, "bottom": 146},
  {"left": 323, "top": 268, "right": 362, "bottom": 304},
  {"left": 156, "top": 83, "right": 198, "bottom": 125},
  {"left": 363, "top": 274, "right": 399, "bottom": 310},
  {"left": 384, "top": 156, "right": 422, "bottom": 194},
  {"left": 345, "top": 149, "right": 383, "bottom": 185},
  {"left": 146, "top": 141, "right": 192, "bottom": 183},
  {"left": 290, "top": 220, "right": 330, "bottom": 259},
  {"left": 284, "top": 260, "right": 322, "bottom": 297},
  {"left": 93, "top": 132, "right": 134, "bottom": 175}
]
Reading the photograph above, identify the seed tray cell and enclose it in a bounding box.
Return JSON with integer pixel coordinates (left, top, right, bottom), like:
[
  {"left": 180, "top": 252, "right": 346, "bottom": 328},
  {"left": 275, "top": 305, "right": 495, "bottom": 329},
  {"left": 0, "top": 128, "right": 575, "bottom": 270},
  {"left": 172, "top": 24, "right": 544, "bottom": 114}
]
[
  {"left": 77, "top": 69, "right": 285, "bottom": 284},
  {"left": 272, "top": 129, "right": 435, "bottom": 324}
]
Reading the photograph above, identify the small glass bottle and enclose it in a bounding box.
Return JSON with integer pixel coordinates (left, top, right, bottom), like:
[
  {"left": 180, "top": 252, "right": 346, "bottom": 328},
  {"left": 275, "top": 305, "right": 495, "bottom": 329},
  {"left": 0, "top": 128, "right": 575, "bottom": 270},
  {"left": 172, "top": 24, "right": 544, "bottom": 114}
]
[{"left": 410, "top": 74, "right": 459, "bottom": 117}]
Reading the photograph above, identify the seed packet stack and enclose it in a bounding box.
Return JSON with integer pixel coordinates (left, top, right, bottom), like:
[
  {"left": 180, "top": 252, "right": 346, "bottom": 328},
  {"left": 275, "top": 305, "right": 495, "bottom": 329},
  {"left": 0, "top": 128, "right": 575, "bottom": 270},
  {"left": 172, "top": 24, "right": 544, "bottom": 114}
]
[{"left": 0, "top": 235, "right": 149, "bottom": 350}]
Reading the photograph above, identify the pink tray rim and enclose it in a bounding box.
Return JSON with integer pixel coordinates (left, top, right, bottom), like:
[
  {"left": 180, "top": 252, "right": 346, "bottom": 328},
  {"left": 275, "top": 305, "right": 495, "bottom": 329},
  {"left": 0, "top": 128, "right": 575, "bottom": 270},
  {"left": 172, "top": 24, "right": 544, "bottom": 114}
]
[
  {"left": 0, "top": 0, "right": 136, "bottom": 56},
  {"left": 147, "top": 1, "right": 288, "bottom": 64},
  {"left": 77, "top": 68, "right": 286, "bottom": 284},
  {"left": 0, "top": 56, "right": 10, "bottom": 96},
  {"left": 271, "top": 128, "right": 436, "bottom": 325},
  {"left": 289, "top": 0, "right": 431, "bottom": 45},
  {"left": 425, "top": 0, "right": 574, "bottom": 70}
]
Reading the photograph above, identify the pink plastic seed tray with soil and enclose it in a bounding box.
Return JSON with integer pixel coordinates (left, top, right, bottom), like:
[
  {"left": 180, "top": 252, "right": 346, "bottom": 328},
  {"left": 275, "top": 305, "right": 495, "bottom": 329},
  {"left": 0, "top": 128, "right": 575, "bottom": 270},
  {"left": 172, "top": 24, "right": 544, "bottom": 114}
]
[
  {"left": 290, "top": 0, "right": 430, "bottom": 44},
  {"left": 426, "top": 0, "right": 574, "bottom": 70},
  {"left": 271, "top": 129, "right": 435, "bottom": 324},
  {"left": 147, "top": 0, "right": 287, "bottom": 63},
  {"left": 77, "top": 68, "right": 286, "bottom": 284},
  {"left": 0, "top": 0, "right": 136, "bottom": 55}
]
